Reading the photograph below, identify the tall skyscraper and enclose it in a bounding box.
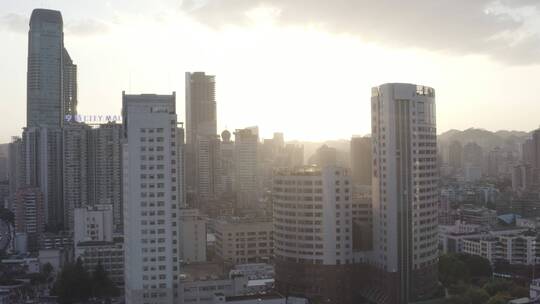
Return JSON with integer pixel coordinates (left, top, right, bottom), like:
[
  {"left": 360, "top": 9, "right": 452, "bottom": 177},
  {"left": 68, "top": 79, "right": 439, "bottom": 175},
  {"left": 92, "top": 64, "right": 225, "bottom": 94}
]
[
  {"left": 23, "top": 9, "right": 77, "bottom": 232},
  {"left": 88, "top": 123, "right": 124, "bottom": 232},
  {"left": 63, "top": 48, "right": 78, "bottom": 117},
  {"left": 350, "top": 136, "right": 372, "bottom": 186},
  {"left": 371, "top": 83, "right": 438, "bottom": 303},
  {"left": 21, "top": 127, "right": 64, "bottom": 231},
  {"left": 195, "top": 135, "right": 221, "bottom": 201},
  {"left": 448, "top": 140, "right": 463, "bottom": 170},
  {"left": 185, "top": 72, "right": 217, "bottom": 201},
  {"left": 62, "top": 123, "right": 90, "bottom": 232},
  {"left": 273, "top": 166, "right": 355, "bottom": 303},
  {"left": 185, "top": 72, "right": 217, "bottom": 145},
  {"left": 8, "top": 137, "right": 24, "bottom": 209},
  {"left": 234, "top": 128, "right": 259, "bottom": 207},
  {"left": 219, "top": 130, "right": 235, "bottom": 194},
  {"left": 27, "top": 9, "right": 73, "bottom": 128},
  {"left": 122, "top": 93, "right": 183, "bottom": 304}
]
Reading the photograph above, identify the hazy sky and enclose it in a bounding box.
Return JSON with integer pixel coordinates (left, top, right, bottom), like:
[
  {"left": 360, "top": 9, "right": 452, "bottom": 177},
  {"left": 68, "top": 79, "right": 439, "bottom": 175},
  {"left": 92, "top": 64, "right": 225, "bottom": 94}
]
[{"left": 1, "top": 0, "right": 540, "bottom": 143}]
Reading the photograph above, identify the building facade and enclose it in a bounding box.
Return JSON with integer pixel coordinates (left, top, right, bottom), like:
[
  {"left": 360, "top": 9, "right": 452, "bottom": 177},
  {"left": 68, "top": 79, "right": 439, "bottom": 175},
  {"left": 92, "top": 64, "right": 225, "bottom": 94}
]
[
  {"left": 122, "top": 93, "right": 183, "bottom": 304},
  {"left": 213, "top": 217, "right": 273, "bottom": 265},
  {"left": 234, "top": 128, "right": 259, "bottom": 207},
  {"left": 371, "top": 83, "right": 439, "bottom": 303},
  {"left": 272, "top": 166, "right": 357, "bottom": 304},
  {"left": 350, "top": 136, "right": 372, "bottom": 186}
]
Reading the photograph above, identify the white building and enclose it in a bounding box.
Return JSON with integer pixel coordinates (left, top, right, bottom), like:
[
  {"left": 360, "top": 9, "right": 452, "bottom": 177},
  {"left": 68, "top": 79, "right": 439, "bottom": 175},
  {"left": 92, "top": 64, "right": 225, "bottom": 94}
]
[
  {"left": 272, "top": 166, "right": 356, "bottom": 303},
  {"left": 273, "top": 166, "right": 353, "bottom": 265},
  {"left": 122, "top": 93, "right": 183, "bottom": 304},
  {"left": 179, "top": 208, "right": 207, "bottom": 263},
  {"left": 74, "top": 204, "right": 113, "bottom": 245},
  {"left": 371, "top": 83, "right": 439, "bottom": 303},
  {"left": 212, "top": 217, "right": 273, "bottom": 264}
]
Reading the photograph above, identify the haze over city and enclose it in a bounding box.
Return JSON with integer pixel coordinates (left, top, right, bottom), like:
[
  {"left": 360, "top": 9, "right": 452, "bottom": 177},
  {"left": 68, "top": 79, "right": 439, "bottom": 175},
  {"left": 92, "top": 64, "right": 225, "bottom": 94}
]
[
  {"left": 2, "top": 0, "right": 540, "bottom": 142},
  {"left": 5, "top": 2, "right": 540, "bottom": 304}
]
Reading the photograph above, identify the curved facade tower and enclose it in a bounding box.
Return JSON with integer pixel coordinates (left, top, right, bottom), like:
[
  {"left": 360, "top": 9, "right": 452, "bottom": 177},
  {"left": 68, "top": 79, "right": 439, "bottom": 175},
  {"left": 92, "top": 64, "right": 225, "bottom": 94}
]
[{"left": 371, "top": 83, "right": 439, "bottom": 303}]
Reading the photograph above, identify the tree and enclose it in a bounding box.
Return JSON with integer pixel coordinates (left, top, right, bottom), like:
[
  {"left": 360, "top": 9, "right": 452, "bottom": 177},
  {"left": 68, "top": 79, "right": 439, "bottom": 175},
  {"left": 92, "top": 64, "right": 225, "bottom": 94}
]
[
  {"left": 466, "top": 287, "right": 490, "bottom": 304},
  {"left": 509, "top": 285, "right": 529, "bottom": 298},
  {"left": 0, "top": 208, "right": 14, "bottom": 224},
  {"left": 486, "top": 293, "right": 511, "bottom": 304},
  {"left": 483, "top": 279, "right": 513, "bottom": 297},
  {"left": 51, "top": 258, "right": 92, "bottom": 304},
  {"left": 445, "top": 295, "right": 469, "bottom": 304},
  {"left": 439, "top": 254, "right": 471, "bottom": 287},
  {"left": 458, "top": 254, "right": 492, "bottom": 278},
  {"left": 91, "top": 263, "right": 119, "bottom": 298}
]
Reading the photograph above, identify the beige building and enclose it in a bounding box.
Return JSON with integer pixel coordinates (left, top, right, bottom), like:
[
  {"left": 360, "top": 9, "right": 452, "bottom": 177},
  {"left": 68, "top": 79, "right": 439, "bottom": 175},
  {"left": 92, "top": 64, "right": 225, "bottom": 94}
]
[{"left": 213, "top": 217, "right": 273, "bottom": 264}]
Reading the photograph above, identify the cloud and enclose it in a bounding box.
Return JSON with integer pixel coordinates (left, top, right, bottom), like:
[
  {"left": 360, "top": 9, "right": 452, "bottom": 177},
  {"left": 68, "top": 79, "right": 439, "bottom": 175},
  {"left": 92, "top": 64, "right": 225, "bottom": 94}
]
[
  {"left": 0, "top": 13, "right": 28, "bottom": 33},
  {"left": 182, "top": 0, "right": 540, "bottom": 65},
  {"left": 66, "top": 19, "right": 110, "bottom": 36}
]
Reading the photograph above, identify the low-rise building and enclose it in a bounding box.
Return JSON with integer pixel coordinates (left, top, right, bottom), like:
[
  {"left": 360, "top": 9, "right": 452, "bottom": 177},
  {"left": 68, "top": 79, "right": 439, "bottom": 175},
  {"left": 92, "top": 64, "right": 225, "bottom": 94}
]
[
  {"left": 178, "top": 263, "right": 248, "bottom": 304},
  {"left": 213, "top": 217, "right": 273, "bottom": 264},
  {"left": 459, "top": 205, "right": 497, "bottom": 227},
  {"left": 212, "top": 292, "right": 308, "bottom": 304},
  {"left": 75, "top": 237, "right": 124, "bottom": 288},
  {"left": 180, "top": 209, "right": 207, "bottom": 263}
]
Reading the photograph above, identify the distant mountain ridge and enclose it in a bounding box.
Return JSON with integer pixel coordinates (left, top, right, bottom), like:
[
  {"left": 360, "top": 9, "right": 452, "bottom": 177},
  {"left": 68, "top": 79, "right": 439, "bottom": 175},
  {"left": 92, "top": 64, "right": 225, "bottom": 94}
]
[{"left": 439, "top": 128, "right": 530, "bottom": 150}]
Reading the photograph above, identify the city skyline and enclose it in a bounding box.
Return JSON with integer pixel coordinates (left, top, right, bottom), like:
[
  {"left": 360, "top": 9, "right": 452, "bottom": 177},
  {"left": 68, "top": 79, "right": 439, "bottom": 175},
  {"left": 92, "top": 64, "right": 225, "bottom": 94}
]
[
  {"left": 4, "top": 4, "right": 540, "bottom": 304},
  {"left": 3, "top": 0, "right": 540, "bottom": 143}
]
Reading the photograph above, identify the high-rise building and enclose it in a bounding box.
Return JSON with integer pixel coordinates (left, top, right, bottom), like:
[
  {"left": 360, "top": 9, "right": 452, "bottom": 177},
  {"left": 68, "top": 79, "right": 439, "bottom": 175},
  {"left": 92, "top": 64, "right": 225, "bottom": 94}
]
[
  {"left": 62, "top": 123, "right": 91, "bottom": 231},
  {"left": 122, "top": 92, "right": 183, "bottom": 304},
  {"left": 276, "top": 144, "right": 304, "bottom": 168},
  {"left": 24, "top": 9, "right": 77, "bottom": 232},
  {"left": 21, "top": 127, "right": 64, "bottom": 231},
  {"left": 522, "top": 138, "right": 534, "bottom": 165},
  {"left": 88, "top": 123, "right": 124, "bottom": 232},
  {"left": 234, "top": 128, "right": 259, "bottom": 207},
  {"left": 463, "top": 142, "right": 483, "bottom": 168},
  {"left": 371, "top": 83, "right": 438, "bottom": 303},
  {"left": 62, "top": 48, "right": 78, "bottom": 117},
  {"left": 448, "top": 140, "right": 463, "bottom": 170},
  {"left": 195, "top": 135, "right": 221, "bottom": 202},
  {"left": 273, "top": 166, "right": 355, "bottom": 303},
  {"left": 185, "top": 72, "right": 217, "bottom": 201},
  {"left": 14, "top": 187, "right": 45, "bottom": 252},
  {"left": 512, "top": 163, "right": 532, "bottom": 193},
  {"left": 178, "top": 209, "right": 207, "bottom": 263},
  {"left": 185, "top": 72, "right": 217, "bottom": 145},
  {"left": 309, "top": 145, "right": 337, "bottom": 168},
  {"left": 27, "top": 9, "right": 69, "bottom": 128},
  {"left": 8, "top": 137, "right": 24, "bottom": 209},
  {"left": 219, "top": 130, "right": 235, "bottom": 195},
  {"left": 350, "top": 136, "right": 372, "bottom": 186}
]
